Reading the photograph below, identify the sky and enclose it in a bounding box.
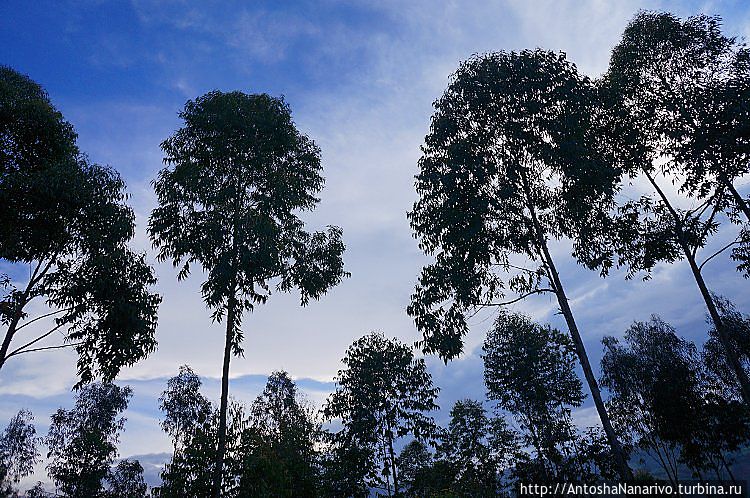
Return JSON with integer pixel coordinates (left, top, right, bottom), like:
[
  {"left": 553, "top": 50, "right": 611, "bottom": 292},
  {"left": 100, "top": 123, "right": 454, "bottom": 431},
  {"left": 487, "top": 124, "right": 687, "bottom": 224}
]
[{"left": 2, "top": 0, "right": 750, "bottom": 488}]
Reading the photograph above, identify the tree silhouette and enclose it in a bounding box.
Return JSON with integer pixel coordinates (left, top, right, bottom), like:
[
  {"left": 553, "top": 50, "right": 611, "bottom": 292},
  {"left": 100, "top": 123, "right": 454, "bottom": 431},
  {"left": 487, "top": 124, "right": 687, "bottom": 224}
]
[
  {"left": 408, "top": 50, "right": 632, "bottom": 479},
  {"left": 0, "top": 409, "right": 38, "bottom": 497},
  {"left": 434, "top": 399, "right": 516, "bottom": 497},
  {"left": 104, "top": 460, "right": 148, "bottom": 498},
  {"left": 323, "top": 332, "right": 438, "bottom": 496},
  {"left": 46, "top": 383, "right": 136, "bottom": 497},
  {"left": 0, "top": 66, "right": 160, "bottom": 385},
  {"left": 239, "top": 370, "right": 320, "bottom": 497},
  {"left": 149, "top": 91, "right": 347, "bottom": 496},
  {"left": 483, "top": 313, "right": 586, "bottom": 480},
  {"left": 600, "top": 317, "right": 703, "bottom": 484},
  {"left": 600, "top": 11, "right": 750, "bottom": 405}
]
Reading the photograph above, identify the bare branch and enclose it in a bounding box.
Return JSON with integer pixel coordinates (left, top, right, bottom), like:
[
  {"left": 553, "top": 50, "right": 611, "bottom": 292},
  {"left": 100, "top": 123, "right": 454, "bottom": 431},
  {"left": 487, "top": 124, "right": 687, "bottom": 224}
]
[
  {"left": 6, "top": 322, "right": 66, "bottom": 358},
  {"left": 6, "top": 341, "right": 82, "bottom": 358},
  {"left": 15, "top": 308, "right": 71, "bottom": 332},
  {"left": 698, "top": 239, "right": 741, "bottom": 272},
  {"left": 472, "top": 288, "right": 555, "bottom": 308}
]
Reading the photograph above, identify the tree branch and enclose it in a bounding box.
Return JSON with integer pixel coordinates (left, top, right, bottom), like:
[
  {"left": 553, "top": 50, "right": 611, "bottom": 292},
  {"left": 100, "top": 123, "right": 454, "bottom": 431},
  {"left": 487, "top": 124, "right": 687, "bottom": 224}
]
[
  {"left": 5, "top": 341, "right": 82, "bottom": 358},
  {"left": 15, "top": 308, "right": 72, "bottom": 332},
  {"left": 6, "top": 322, "right": 66, "bottom": 359},
  {"left": 698, "top": 239, "right": 741, "bottom": 273},
  {"left": 473, "top": 288, "right": 554, "bottom": 307}
]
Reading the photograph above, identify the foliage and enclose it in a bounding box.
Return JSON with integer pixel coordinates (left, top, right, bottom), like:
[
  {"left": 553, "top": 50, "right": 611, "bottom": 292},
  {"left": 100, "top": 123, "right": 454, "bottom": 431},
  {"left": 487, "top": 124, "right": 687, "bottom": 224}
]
[
  {"left": 45, "top": 383, "right": 135, "bottom": 497},
  {"left": 239, "top": 371, "right": 321, "bottom": 497},
  {"left": 407, "top": 49, "right": 612, "bottom": 359},
  {"left": 158, "top": 365, "right": 212, "bottom": 449},
  {"left": 0, "top": 66, "right": 160, "bottom": 385},
  {"left": 149, "top": 90, "right": 347, "bottom": 495},
  {"left": 0, "top": 410, "right": 38, "bottom": 497},
  {"left": 434, "top": 400, "right": 516, "bottom": 497},
  {"left": 104, "top": 459, "right": 148, "bottom": 498},
  {"left": 702, "top": 296, "right": 750, "bottom": 399},
  {"left": 323, "top": 332, "right": 438, "bottom": 495},
  {"left": 483, "top": 313, "right": 587, "bottom": 479},
  {"left": 600, "top": 317, "right": 703, "bottom": 483}
]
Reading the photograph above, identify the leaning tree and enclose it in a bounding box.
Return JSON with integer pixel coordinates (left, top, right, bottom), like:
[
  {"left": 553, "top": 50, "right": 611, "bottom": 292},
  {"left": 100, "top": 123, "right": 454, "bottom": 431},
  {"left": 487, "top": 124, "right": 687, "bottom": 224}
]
[
  {"left": 0, "top": 66, "right": 160, "bottom": 385},
  {"left": 407, "top": 50, "right": 632, "bottom": 479},
  {"left": 598, "top": 11, "right": 750, "bottom": 404},
  {"left": 149, "top": 91, "right": 347, "bottom": 497}
]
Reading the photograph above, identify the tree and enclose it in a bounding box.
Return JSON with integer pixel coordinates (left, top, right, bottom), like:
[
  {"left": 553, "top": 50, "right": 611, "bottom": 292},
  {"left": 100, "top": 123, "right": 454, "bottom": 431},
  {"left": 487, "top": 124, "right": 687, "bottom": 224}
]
[
  {"left": 600, "top": 11, "right": 750, "bottom": 405},
  {"left": 159, "top": 365, "right": 212, "bottom": 451},
  {"left": 600, "top": 317, "right": 703, "bottom": 484},
  {"left": 149, "top": 90, "right": 347, "bottom": 497},
  {"left": 157, "top": 367, "right": 219, "bottom": 498},
  {"left": 483, "top": 313, "right": 588, "bottom": 480},
  {"left": 46, "top": 383, "right": 133, "bottom": 497},
  {"left": 407, "top": 50, "right": 632, "bottom": 479},
  {"left": 396, "top": 440, "right": 440, "bottom": 498},
  {"left": 434, "top": 400, "right": 516, "bottom": 497},
  {"left": 322, "top": 332, "right": 439, "bottom": 496},
  {"left": 0, "top": 409, "right": 38, "bottom": 497},
  {"left": 104, "top": 459, "right": 148, "bottom": 498},
  {"left": 0, "top": 66, "right": 160, "bottom": 385},
  {"left": 702, "top": 296, "right": 750, "bottom": 400},
  {"left": 239, "top": 371, "right": 320, "bottom": 497}
]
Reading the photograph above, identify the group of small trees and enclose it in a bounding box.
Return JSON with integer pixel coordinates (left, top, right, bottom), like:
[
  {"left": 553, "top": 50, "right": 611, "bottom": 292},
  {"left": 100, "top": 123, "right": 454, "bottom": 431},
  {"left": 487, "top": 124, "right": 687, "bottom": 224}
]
[{"left": 1, "top": 383, "right": 146, "bottom": 497}]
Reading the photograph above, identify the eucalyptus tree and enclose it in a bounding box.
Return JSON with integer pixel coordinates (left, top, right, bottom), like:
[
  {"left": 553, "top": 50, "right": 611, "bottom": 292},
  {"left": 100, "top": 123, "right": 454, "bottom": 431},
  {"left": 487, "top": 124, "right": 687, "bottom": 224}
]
[
  {"left": 46, "top": 383, "right": 134, "bottom": 498},
  {"left": 0, "top": 410, "right": 38, "bottom": 497},
  {"left": 702, "top": 297, "right": 750, "bottom": 399},
  {"left": 238, "top": 370, "right": 321, "bottom": 497},
  {"left": 434, "top": 399, "right": 517, "bottom": 497},
  {"left": 322, "top": 332, "right": 439, "bottom": 497},
  {"left": 149, "top": 91, "right": 347, "bottom": 496},
  {"left": 0, "top": 66, "right": 160, "bottom": 385},
  {"left": 407, "top": 50, "right": 632, "bottom": 479},
  {"left": 483, "top": 313, "right": 585, "bottom": 479},
  {"left": 104, "top": 460, "right": 148, "bottom": 498},
  {"left": 607, "top": 11, "right": 750, "bottom": 221},
  {"left": 600, "top": 317, "right": 703, "bottom": 485},
  {"left": 600, "top": 12, "right": 750, "bottom": 404}
]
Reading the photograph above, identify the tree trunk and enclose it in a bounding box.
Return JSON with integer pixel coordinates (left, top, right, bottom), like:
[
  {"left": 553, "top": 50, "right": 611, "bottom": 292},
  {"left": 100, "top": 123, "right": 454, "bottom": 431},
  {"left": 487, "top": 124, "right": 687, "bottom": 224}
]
[
  {"left": 211, "top": 295, "right": 237, "bottom": 498},
  {"left": 646, "top": 172, "right": 750, "bottom": 406},
  {"left": 524, "top": 191, "right": 634, "bottom": 481},
  {"left": 719, "top": 173, "right": 750, "bottom": 222},
  {"left": 387, "top": 428, "right": 399, "bottom": 496}
]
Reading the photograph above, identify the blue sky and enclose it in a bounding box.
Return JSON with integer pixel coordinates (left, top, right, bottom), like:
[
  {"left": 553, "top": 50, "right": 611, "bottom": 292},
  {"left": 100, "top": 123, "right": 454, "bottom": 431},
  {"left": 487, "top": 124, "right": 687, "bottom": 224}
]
[{"left": 3, "top": 0, "right": 750, "bottom": 488}]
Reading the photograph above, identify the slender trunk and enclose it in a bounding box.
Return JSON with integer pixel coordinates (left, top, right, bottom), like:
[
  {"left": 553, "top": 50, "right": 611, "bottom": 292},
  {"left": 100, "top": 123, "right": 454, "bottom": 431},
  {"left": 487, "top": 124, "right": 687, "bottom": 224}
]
[
  {"left": 719, "top": 173, "right": 750, "bottom": 221},
  {"left": 720, "top": 452, "right": 736, "bottom": 482},
  {"left": 387, "top": 428, "right": 399, "bottom": 496},
  {"left": 646, "top": 172, "right": 750, "bottom": 406},
  {"left": 522, "top": 181, "right": 633, "bottom": 481},
  {"left": 211, "top": 294, "right": 237, "bottom": 498}
]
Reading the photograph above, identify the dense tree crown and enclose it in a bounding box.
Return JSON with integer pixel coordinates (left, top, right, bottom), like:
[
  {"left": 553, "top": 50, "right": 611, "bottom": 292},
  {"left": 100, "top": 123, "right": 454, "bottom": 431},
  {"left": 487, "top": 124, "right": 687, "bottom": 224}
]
[
  {"left": 0, "top": 66, "right": 160, "bottom": 385},
  {"left": 323, "top": 332, "right": 439, "bottom": 496},
  {"left": 149, "top": 90, "right": 347, "bottom": 497}
]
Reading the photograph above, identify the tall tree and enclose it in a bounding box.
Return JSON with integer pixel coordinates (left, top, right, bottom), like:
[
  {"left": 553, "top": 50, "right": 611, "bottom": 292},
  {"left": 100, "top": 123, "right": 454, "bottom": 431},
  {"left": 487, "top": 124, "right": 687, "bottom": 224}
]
[
  {"left": 46, "top": 383, "right": 133, "bottom": 498},
  {"left": 407, "top": 50, "right": 632, "bottom": 479},
  {"left": 483, "top": 313, "right": 587, "bottom": 480},
  {"left": 149, "top": 91, "right": 347, "bottom": 497},
  {"left": 0, "top": 66, "right": 160, "bottom": 385},
  {"left": 600, "top": 11, "right": 750, "bottom": 405},
  {"left": 0, "top": 409, "right": 38, "bottom": 497},
  {"left": 323, "top": 332, "right": 439, "bottom": 496}
]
